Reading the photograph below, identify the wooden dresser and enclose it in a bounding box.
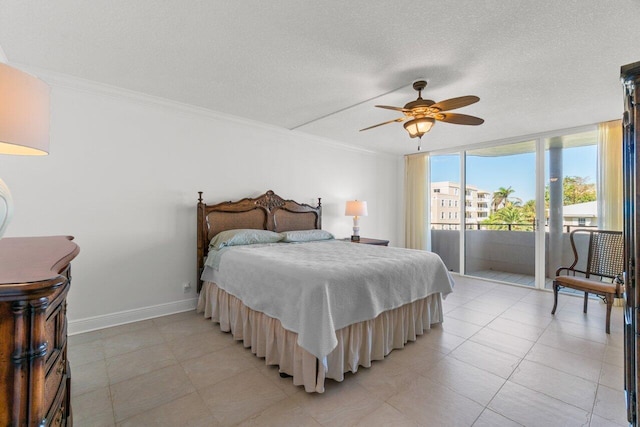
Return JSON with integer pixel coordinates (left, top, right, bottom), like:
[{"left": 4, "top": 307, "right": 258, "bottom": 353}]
[{"left": 0, "top": 236, "right": 79, "bottom": 426}]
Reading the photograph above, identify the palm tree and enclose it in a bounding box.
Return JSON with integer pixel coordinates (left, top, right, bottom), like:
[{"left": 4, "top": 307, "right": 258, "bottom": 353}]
[
  {"left": 482, "top": 204, "right": 527, "bottom": 230},
  {"left": 496, "top": 205, "right": 526, "bottom": 229},
  {"left": 521, "top": 199, "right": 536, "bottom": 223},
  {"left": 492, "top": 186, "right": 519, "bottom": 211}
]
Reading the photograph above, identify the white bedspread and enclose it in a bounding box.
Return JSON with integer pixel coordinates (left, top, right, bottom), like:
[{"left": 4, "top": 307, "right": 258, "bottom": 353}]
[{"left": 201, "top": 240, "right": 454, "bottom": 360}]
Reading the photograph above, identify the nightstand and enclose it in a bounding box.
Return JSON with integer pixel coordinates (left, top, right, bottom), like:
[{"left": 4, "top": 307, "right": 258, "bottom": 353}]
[
  {"left": 345, "top": 237, "right": 389, "bottom": 246},
  {"left": 0, "top": 236, "right": 79, "bottom": 426}
]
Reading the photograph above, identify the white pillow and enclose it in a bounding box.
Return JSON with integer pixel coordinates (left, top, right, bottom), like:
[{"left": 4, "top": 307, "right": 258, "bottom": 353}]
[
  {"left": 280, "top": 229, "right": 334, "bottom": 243},
  {"left": 209, "top": 229, "right": 282, "bottom": 250}
]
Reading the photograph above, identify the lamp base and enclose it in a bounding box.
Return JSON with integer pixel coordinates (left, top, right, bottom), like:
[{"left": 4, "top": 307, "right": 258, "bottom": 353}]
[
  {"left": 351, "top": 235, "right": 360, "bottom": 242},
  {"left": 0, "top": 178, "right": 13, "bottom": 238}
]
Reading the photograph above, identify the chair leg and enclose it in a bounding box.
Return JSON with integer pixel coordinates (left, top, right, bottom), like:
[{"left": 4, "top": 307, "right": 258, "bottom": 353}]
[
  {"left": 583, "top": 292, "right": 589, "bottom": 313},
  {"left": 605, "top": 294, "right": 613, "bottom": 334},
  {"left": 551, "top": 282, "right": 559, "bottom": 315}
]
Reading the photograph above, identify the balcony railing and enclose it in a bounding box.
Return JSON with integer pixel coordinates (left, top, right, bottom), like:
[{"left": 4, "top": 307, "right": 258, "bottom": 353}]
[
  {"left": 431, "top": 222, "right": 598, "bottom": 233},
  {"left": 430, "top": 224, "right": 600, "bottom": 286}
]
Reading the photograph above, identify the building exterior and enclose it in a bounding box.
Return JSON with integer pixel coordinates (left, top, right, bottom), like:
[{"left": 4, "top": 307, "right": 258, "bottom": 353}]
[
  {"left": 560, "top": 201, "right": 598, "bottom": 228},
  {"left": 430, "top": 181, "right": 491, "bottom": 229}
]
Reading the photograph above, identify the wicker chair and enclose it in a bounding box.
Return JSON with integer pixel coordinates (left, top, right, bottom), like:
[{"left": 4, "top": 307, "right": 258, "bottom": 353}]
[{"left": 551, "top": 229, "right": 624, "bottom": 334}]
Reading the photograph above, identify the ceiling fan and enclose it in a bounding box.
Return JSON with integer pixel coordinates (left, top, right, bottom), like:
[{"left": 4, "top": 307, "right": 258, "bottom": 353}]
[{"left": 360, "top": 80, "right": 484, "bottom": 150}]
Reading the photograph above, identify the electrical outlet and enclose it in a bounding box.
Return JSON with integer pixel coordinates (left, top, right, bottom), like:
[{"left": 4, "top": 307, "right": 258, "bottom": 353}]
[{"left": 182, "top": 282, "right": 191, "bottom": 293}]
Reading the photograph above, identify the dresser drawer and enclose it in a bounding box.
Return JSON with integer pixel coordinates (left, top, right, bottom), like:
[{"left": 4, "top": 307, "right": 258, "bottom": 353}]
[
  {"left": 45, "top": 285, "right": 68, "bottom": 368},
  {"left": 49, "top": 406, "right": 65, "bottom": 427},
  {"left": 45, "top": 381, "right": 66, "bottom": 427},
  {"left": 45, "top": 352, "right": 66, "bottom": 414}
]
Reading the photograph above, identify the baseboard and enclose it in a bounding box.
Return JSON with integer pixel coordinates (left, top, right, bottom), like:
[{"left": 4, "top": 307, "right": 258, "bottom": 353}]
[{"left": 68, "top": 297, "right": 198, "bottom": 335}]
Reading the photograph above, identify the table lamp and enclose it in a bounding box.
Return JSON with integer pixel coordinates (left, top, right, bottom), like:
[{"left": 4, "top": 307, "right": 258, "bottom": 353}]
[
  {"left": 345, "top": 200, "right": 368, "bottom": 242},
  {"left": 0, "top": 62, "right": 50, "bottom": 237}
]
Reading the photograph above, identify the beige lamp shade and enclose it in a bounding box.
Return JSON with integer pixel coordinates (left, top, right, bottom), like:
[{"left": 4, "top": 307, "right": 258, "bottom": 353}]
[
  {"left": 345, "top": 200, "right": 368, "bottom": 217},
  {"left": 345, "top": 200, "right": 367, "bottom": 241},
  {"left": 0, "top": 62, "right": 50, "bottom": 155},
  {"left": 403, "top": 117, "right": 434, "bottom": 139}
]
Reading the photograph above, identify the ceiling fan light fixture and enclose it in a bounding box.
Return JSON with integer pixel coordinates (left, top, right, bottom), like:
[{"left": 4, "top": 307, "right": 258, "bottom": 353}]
[
  {"left": 360, "top": 80, "right": 482, "bottom": 152},
  {"left": 403, "top": 117, "right": 434, "bottom": 138}
]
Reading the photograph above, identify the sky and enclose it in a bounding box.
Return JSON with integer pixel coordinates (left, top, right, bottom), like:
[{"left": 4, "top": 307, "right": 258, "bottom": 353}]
[{"left": 430, "top": 145, "right": 597, "bottom": 203}]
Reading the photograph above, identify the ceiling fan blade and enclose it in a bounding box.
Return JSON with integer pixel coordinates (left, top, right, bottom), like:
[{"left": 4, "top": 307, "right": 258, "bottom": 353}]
[
  {"left": 436, "top": 113, "right": 484, "bottom": 125},
  {"left": 375, "top": 105, "right": 412, "bottom": 113},
  {"left": 431, "top": 96, "right": 480, "bottom": 112},
  {"left": 359, "top": 117, "right": 407, "bottom": 131}
]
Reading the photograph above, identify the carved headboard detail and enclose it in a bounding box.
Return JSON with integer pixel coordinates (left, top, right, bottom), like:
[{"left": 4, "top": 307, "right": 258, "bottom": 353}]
[{"left": 196, "top": 190, "right": 322, "bottom": 292}]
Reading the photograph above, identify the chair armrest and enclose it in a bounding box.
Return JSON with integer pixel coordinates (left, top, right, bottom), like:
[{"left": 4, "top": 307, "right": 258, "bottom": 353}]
[
  {"left": 615, "top": 274, "right": 625, "bottom": 296},
  {"left": 555, "top": 267, "right": 588, "bottom": 277}
]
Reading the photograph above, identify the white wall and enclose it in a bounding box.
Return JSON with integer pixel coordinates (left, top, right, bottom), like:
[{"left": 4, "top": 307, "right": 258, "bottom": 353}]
[{"left": 1, "top": 74, "right": 401, "bottom": 333}]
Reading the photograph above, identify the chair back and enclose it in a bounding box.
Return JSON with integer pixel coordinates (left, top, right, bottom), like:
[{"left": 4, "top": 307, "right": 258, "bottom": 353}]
[{"left": 569, "top": 229, "right": 624, "bottom": 280}]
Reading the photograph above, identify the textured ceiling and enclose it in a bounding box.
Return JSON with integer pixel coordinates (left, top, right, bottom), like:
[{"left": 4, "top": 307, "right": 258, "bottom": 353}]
[{"left": 1, "top": 0, "right": 639, "bottom": 155}]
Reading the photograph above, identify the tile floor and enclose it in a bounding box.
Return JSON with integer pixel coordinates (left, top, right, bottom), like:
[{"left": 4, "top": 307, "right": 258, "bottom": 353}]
[{"left": 69, "top": 275, "right": 627, "bottom": 426}]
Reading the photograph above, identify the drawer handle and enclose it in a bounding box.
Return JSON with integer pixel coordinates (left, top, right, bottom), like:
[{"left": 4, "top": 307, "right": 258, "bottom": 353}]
[{"left": 54, "top": 408, "right": 63, "bottom": 424}]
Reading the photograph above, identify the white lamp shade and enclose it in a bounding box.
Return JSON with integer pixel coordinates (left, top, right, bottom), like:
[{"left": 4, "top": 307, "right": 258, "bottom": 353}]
[
  {"left": 0, "top": 62, "right": 50, "bottom": 155},
  {"left": 345, "top": 200, "right": 368, "bottom": 217},
  {"left": 0, "top": 63, "right": 50, "bottom": 238}
]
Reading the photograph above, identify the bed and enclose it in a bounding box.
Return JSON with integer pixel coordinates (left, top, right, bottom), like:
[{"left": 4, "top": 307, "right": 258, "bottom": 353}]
[{"left": 196, "top": 190, "right": 454, "bottom": 393}]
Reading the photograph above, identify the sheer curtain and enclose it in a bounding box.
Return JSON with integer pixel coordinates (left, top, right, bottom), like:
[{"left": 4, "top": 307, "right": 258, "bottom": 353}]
[
  {"left": 404, "top": 153, "right": 428, "bottom": 249},
  {"left": 597, "top": 120, "right": 623, "bottom": 231}
]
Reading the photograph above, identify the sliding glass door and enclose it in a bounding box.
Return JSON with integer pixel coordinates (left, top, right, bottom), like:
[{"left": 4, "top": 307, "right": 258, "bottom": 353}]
[
  {"left": 464, "top": 141, "right": 538, "bottom": 286},
  {"left": 429, "top": 153, "right": 461, "bottom": 273},
  {"left": 428, "top": 125, "right": 603, "bottom": 290}
]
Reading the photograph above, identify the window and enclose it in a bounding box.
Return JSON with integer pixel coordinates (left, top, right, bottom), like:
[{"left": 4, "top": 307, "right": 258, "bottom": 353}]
[
  {"left": 545, "top": 130, "right": 598, "bottom": 288},
  {"left": 433, "top": 188, "right": 440, "bottom": 193},
  {"left": 441, "top": 200, "right": 445, "bottom": 207},
  {"left": 429, "top": 128, "right": 599, "bottom": 288}
]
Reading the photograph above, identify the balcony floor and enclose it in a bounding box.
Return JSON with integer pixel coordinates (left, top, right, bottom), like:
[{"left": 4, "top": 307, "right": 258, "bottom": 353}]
[
  {"left": 469, "top": 270, "right": 549, "bottom": 287},
  {"left": 468, "top": 270, "right": 595, "bottom": 297},
  {"left": 471, "top": 270, "right": 535, "bottom": 285}
]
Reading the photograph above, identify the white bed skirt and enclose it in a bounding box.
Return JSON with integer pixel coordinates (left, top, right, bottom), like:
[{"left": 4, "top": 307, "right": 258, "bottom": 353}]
[{"left": 196, "top": 281, "right": 444, "bottom": 393}]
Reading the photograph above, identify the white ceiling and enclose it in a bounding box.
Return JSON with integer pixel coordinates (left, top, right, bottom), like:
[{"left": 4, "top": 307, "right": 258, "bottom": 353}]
[{"left": 1, "top": 0, "right": 639, "bottom": 155}]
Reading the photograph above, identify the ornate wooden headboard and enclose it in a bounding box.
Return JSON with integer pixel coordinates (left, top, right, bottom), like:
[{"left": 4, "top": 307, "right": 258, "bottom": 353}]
[{"left": 196, "top": 190, "right": 322, "bottom": 292}]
